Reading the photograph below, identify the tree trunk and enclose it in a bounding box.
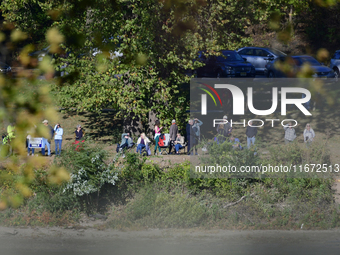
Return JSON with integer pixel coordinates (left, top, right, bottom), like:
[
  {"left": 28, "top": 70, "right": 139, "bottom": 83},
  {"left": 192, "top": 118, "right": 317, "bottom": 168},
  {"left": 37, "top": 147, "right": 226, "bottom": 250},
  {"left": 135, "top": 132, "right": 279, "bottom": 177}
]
[
  {"left": 97, "top": 189, "right": 100, "bottom": 212},
  {"left": 289, "top": 5, "right": 294, "bottom": 36},
  {"left": 122, "top": 113, "right": 143, "bottom": 138},
  {"left": 148, "top": 110, "right": 158, "bottom": 138},
  {"left": 86, "top": 8, "right": 93, "bottom": 32}
]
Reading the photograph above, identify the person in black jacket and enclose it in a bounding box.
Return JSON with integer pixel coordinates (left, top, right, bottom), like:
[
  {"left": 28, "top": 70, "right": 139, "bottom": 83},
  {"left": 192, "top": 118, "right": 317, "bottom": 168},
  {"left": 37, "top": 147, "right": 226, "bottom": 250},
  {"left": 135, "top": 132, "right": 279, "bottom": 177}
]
[
  {"left": 216, "top": 115, "right": 231, "bottom": 144},
  {"left": 246, "top": 120, "right": 257, "bottom": 149},
  {"left": 41, "top": 120, "right": 54, "bottom": 156},
  {"left": 168, "top": 119, "right": 178, "bottom": 154},
  {"left": 186, "top": 119, "right": 197, "bottom": 155},
  {"left": 75, "top": 125, "right": 83, "bottom": 141}
]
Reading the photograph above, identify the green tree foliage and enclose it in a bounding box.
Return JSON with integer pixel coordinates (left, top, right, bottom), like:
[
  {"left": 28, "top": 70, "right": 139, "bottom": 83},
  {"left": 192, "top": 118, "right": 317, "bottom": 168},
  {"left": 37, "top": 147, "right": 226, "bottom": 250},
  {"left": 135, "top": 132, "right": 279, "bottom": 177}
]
[
  {"left": 1, "top": 0, "right": 61, "bottom": 43},
  {"left": 51, "top": 0, "right": 315, "bottom": 129},
  {"left": 0, "top": 24, "right": 70, "bottom": 209},
  {"left": 6, "top": 1, "right": 320, "bottom": 127},
  {"left": 1, "top": 0, "right": 340, "bottom": 210}
]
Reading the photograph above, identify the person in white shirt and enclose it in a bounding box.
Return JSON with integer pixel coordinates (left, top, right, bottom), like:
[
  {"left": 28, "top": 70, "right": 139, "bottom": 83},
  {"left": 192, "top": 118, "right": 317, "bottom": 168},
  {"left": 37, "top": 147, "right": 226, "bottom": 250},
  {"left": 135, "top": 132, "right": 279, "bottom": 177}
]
[
  {"left": 26, "top": 125, "right": 37, "bottom": 156},
  {"left": 174, "top": 133, "right": 185, "bottom": 154},
  {"left": 136, "top": 133, "right": 151, "bottom": 155},
  {"left": 303, "top": 123, "right": 315, "bottom": 148},
  {"left": 54, "top": 123, "right": 64, "bottom": 156}
]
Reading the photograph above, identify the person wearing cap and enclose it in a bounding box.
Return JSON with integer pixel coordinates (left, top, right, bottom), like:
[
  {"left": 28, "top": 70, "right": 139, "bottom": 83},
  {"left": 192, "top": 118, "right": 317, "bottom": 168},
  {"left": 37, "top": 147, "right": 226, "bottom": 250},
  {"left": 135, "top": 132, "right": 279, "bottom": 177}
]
[
  {"left": 42, "top": 120, "right": 54, "bottom": 156},
  {"left": 169, "top": 119, "right": 178, "bottom": 154},
  {"left": 75, "top": 124, "right": 83, "bottom": 141},
  {"left": 54, "top": 123, "right": 64, "bottom": 156}
]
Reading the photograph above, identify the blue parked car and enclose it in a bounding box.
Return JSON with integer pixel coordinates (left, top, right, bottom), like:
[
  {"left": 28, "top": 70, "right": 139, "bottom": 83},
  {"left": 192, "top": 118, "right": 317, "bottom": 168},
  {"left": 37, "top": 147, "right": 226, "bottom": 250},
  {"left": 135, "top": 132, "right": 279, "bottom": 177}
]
[
  {"left": 237, "top": 47, "right": 286, "bottom": 74},
  {"left": 196, "top": 50, "right": 255, "bottom": 78},
  {"left": 265, "top": 55, "right": 336, "bottom": 78},
  {"left": 330, "top": 50, "right": 340, "bottom": 79},
  {"left": 0, "top": 62, "right": 11, "bottom": 75}
]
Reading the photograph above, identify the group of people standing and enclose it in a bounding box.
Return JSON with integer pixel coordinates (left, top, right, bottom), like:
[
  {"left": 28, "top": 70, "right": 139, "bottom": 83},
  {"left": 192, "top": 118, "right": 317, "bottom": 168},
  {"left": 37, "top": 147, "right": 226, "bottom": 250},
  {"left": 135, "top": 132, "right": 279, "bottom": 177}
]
[
  {"left": 26, "top": 120, "right": 84, "bottom": 156},
  {"left": 151, "top": 116, "right": 259, "bottom": 155},
  {"left": 2, "top": 120, "right": 86, "bottom": 157},
  {"left": 27, "top": 118, "right": 317, "bottom": 159},
  {"left": 116, "top": 116, "right": 318, "bottom": 158},
  {"left": 214, "top": 117, "right": 315, "bottom": 150},
  {"left": 215, "top": 116, "right": 257, "bottom": 150},
  {"left": 153, "top": 118, "right": 201, "bottom": 155},
  {"left": 27, "top": 120, "right": 64, "bottom": 156},
  {"left": 284, "top": 122, "right": 315, "bottom": 147},
  {"left": 186, "top": 118, "right": 203, "bottom": 155}
]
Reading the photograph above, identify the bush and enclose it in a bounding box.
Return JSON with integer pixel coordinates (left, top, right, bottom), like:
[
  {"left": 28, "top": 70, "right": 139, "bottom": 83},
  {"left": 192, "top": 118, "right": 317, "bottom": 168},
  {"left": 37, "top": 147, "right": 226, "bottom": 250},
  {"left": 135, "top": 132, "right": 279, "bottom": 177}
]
[
  {"left": 26, "top": 168, "right": 81, "bottom": 213},
  {"left": 54, "top": 141, "right": 118, "bottom": 197},
  {"left": 52, "top": 141, "right": 119, "bottom": 213},
  {"left": 199, "top": 140, "right": 260, "bottom": 178},
  {"left": 265, "top": 141, "right": 331, "bottom": 168}
]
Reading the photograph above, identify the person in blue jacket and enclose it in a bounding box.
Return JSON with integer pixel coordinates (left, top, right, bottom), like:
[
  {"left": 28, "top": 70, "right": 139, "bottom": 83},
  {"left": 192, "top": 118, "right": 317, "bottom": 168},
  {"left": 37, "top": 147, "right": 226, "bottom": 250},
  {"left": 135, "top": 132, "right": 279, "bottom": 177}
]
[{"left": 230, "top": 136, "right": 243, "bottom": 150}]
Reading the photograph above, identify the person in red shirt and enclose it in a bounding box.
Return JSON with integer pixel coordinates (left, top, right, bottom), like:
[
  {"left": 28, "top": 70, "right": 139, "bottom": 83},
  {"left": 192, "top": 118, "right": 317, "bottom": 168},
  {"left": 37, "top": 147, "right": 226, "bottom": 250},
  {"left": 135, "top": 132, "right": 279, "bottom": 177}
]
[{"left": 154, "top": 120, "right": 163, "bottom": 155}]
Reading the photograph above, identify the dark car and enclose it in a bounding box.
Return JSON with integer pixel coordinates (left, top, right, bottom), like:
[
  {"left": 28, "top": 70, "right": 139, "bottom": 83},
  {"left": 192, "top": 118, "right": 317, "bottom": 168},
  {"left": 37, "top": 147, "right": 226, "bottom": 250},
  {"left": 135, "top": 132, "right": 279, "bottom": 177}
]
[
  {"left": 29, "top": 46, "right": 53, "bottom": 62},
  {"left": 330, "top": 50, "right": 340, "bottom": 78},
  {"left": 196, "top": 50, "right": 255, "bottom": 78},
  {"left": 29, "top": 46, "right": 71, "bottom": 77},
  {"left": 265, "top": 55, "right": 336, "bottom": 78},
  {"left": 29, "top": 45, "right": 71, "bottom": 61},
  {"left": 0, "top": 62, "right": 11, "bottom": 74},
  {"left": 237, "top": 47, "right": 286, "bottom": 74}
]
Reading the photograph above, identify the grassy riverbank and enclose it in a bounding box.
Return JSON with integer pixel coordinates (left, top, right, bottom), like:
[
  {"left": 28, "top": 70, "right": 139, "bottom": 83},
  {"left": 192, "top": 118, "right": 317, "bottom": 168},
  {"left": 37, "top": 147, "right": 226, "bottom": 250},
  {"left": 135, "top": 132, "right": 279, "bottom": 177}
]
[
  {"left": 1, "top": 80, "right": 340, "bottom": 230},
  {"left": 1, "top": 138, "right": 339, "bottom": 230}
]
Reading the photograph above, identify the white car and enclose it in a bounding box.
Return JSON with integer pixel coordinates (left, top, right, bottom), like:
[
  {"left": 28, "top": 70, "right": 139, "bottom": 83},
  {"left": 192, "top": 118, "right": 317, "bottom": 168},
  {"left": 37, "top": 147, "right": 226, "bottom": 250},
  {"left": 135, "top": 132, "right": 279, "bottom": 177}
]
[
  {"left": 91, "top": 36, "right": 123, "bottom": 60},
  {"left": 91, "top": 48, "right": 123, "bottom": 60}
]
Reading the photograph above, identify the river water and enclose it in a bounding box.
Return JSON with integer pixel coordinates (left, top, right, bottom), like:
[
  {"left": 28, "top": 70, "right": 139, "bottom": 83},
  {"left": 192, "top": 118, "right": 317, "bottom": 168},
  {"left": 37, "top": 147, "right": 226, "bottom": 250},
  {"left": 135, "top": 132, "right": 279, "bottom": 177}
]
[{"left": 1, "top": 227, "right": 339, "bottom": 255}]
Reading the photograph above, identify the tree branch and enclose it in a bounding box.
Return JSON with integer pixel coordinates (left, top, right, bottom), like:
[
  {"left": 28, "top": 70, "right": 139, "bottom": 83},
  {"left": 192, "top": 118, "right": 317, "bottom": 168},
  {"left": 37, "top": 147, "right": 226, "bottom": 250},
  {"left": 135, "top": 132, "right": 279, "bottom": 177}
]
[{"left": 223, "top": 193, "right": 254, "bottom": 208}]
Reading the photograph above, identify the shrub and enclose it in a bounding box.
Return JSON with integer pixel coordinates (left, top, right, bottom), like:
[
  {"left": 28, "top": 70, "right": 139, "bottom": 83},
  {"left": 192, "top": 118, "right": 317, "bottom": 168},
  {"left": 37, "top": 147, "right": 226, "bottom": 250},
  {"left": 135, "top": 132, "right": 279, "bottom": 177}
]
[
  {"left": 54, "top": 141, "right": 118, "bottom": 197},
  {"left": 265, "top": 141, "right": 331, "bottom": 168}
]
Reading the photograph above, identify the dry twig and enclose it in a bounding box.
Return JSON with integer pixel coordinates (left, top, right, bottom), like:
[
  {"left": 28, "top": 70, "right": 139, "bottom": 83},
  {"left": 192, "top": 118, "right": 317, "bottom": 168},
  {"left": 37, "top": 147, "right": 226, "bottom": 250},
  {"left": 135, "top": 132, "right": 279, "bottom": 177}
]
[{"left": 223, "top": 193, "right": 254, "bottom": 208}]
